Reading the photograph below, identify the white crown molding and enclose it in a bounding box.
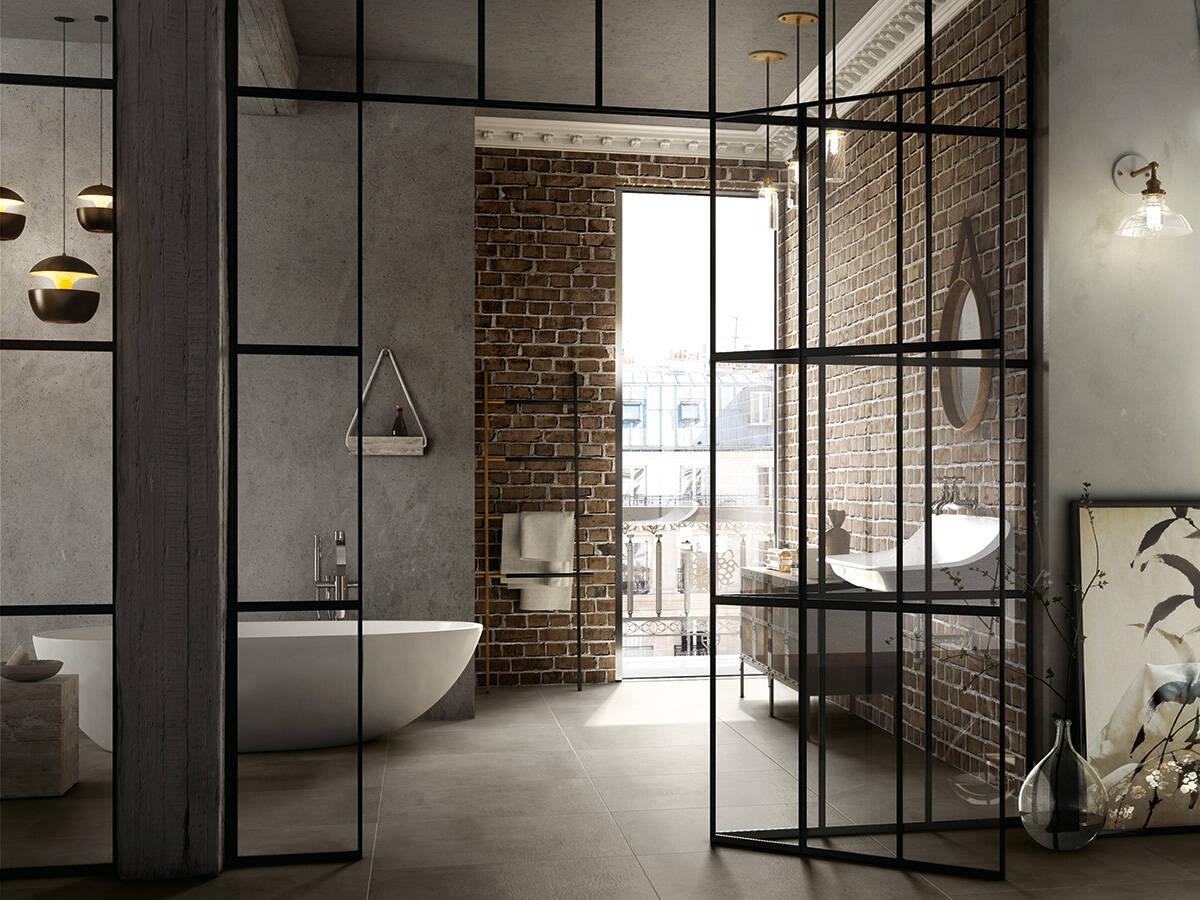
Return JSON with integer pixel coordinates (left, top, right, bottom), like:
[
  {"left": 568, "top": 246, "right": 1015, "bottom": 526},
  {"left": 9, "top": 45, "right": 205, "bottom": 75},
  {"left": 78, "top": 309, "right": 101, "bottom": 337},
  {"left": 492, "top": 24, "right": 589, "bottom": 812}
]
[
  {"left": 769, "top": 0, "right": 973, "bottom": 156},
  {"left": 474, "top": 0, "right": 973, "bottom": 158},
  {"left": 475, "top": 116, "right": 731, "bottom": 157}
]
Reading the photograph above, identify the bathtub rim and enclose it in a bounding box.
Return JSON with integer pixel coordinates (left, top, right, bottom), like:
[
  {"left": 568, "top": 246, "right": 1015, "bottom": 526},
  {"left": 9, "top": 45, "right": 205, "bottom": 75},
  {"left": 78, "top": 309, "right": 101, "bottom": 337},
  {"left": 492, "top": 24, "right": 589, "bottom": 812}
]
[{"left": 34, "top": 619, "right": 483, "bottom": 642}]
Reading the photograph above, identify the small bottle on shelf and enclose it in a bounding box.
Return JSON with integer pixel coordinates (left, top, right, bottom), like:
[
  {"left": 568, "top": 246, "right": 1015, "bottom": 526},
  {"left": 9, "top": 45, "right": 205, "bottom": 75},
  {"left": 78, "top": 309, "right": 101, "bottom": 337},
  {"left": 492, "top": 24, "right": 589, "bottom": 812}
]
[{"left": 391, "top": 404, "right": 408, "bottom": 437}]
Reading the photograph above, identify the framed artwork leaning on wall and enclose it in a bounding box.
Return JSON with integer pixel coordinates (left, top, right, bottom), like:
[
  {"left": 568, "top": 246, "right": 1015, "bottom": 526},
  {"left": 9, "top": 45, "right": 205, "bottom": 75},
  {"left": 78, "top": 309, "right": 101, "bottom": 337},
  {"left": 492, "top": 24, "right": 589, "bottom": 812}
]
[{"left": 1075, "top": 500, "right": 1200, "bottom": 833}]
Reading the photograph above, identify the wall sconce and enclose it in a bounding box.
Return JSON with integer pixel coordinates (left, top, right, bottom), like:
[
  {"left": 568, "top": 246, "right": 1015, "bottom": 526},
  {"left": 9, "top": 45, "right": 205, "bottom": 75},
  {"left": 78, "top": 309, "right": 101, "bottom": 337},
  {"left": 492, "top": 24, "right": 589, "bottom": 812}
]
[
  {"left": 0, "top": 187, "right": 27, "bottom": 241},
  {"left": 1112, "top": 154, "right": 1192, "bottom": 238}
]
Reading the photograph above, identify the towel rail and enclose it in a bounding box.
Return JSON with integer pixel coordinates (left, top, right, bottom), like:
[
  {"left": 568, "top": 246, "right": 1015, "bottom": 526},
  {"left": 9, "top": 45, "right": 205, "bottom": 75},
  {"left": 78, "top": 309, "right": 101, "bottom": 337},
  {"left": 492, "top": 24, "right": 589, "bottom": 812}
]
[{"left": 478, "top": 369, "right": 609, "bottom": 692}]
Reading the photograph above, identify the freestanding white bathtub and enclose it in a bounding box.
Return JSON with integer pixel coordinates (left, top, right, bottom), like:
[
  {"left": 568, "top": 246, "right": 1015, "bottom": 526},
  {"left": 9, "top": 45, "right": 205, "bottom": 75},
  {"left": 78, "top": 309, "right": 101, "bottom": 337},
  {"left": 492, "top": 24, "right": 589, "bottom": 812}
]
[{"left": 32, "top": 620, "right": 482, "bottom": 753}]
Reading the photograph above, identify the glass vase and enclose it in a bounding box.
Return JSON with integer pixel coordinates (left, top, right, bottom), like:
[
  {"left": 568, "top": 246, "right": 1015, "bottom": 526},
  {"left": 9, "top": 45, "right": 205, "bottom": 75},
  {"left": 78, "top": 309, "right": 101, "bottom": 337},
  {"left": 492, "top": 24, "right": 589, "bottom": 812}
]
[{"left": 1019, "top": 717, "right": 1109, "bottom": 850}]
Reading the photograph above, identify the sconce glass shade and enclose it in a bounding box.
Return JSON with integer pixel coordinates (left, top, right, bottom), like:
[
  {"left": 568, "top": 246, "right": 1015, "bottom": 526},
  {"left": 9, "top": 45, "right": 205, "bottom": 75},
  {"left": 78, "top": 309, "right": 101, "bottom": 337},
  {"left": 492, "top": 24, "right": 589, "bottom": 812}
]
[
  {"left": 0, "top": 186, "right": 27, "bottom": 241},
  {"left": 785, "top": 146, "right": 801, "bottom": 210},
  {"left": 759, "top": 178, "right": 780, "bottom": 232},
  {"left": 825, "top": 129, "right": 848, "bottom": 184},
  {"left": 1116, "top": 193, "right": 1193, "bottom": 238},
  {"left": 76, "top": 183, "right": 114, "bottom": 233},
  {"left": 28, "top": 255, "right": 101, "bottom": 323}
]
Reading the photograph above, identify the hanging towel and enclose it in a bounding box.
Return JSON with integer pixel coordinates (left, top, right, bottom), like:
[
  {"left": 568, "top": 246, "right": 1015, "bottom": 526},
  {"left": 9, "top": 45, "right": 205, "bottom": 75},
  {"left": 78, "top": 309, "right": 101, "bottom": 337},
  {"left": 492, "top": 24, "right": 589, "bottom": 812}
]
[
  {"left": 519, "top": 511, "right": 574, "bottom": 564},
  {"left": 498, "top": 513, "right": 573, "bottom": 610},
  {"left": 499, "top": 514, "right": 553, "bottom": 586},
  {"left": 518, "top": 583, "right": 573, "bottom": 612}
]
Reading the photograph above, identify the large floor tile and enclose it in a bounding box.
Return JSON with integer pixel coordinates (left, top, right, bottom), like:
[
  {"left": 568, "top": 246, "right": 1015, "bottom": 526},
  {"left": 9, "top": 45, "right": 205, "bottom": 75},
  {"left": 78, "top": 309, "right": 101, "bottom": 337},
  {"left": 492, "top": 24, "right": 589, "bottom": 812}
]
[
  {"left": 575, "top": 734, "right": 780, "bottom": 778},
  {"left": 368, "top": 855, "right": 657, "bottom": 900},
  {"left": 637, "top": 847, "right": 946, "bottom": 900},
  {"left": 557, "top": 721, "right": 714, "bottom": 751},
  {"left": 386, "top": 722, "right": 572, "bottom": 755},
  {"left": 376, "top": 774, "right": 607, "bottom": 820},
  {"left": 591, "top": 766, "right": 798, "bottom": 812},
  {"left": 613, "top": 803, "right": 833, "bottom": 855},
  {"left": 922, "top": 827, "right": 1199, "bottom": 896},
  {"left": 382, "top": 748, "right": 585, "bottom": 782},
  {"left": 1137, "top": 831, "right": 1200, "bottom": 875},
  {"left": 370, "top": 810, "right": 631, "bottom": 869},
  {"left": 0, "top": 862, "right": 372, "bottom": 900}
]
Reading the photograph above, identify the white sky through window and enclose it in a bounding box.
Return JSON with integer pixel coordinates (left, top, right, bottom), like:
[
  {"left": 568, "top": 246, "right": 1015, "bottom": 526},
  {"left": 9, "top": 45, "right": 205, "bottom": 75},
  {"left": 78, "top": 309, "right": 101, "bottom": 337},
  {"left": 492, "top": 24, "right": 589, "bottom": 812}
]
[{"left": 621, "top": 192, "right": 774, "bottom": 363}]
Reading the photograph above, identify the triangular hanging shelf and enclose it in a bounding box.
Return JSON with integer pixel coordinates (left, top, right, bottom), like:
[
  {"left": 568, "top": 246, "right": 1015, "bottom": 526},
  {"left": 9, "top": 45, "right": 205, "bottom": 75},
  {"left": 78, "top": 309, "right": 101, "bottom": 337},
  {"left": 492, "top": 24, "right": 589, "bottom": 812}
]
[{"left": 345, "top": 347, "right": 429, "bottom": 456}]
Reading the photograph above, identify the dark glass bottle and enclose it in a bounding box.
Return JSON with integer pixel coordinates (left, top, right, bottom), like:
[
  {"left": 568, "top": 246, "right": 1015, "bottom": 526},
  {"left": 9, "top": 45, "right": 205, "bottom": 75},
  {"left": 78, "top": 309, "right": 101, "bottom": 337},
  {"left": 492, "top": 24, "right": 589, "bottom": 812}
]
[{"left": 391, "top": 404, "right": 408, "bottom": 437}]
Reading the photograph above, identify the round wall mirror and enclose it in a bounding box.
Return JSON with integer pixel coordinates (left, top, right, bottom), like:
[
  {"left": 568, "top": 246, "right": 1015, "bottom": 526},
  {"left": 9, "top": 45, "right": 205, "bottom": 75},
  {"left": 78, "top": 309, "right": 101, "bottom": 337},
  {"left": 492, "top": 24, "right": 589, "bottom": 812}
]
[{"left": 937, "top": 277, "right": 993, "bottom": 431}]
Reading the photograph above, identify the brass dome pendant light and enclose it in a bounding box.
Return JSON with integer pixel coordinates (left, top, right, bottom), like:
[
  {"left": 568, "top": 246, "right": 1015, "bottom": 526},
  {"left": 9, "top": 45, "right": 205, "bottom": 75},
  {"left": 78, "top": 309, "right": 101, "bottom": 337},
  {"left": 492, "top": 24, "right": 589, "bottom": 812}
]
[
  {"left": 29, "top": 16, "right": 101, "bottom": 325},
  {"left": 0, "top": 187, "right": 28, "bottom": 241},
  {"left": 750, "top": 48, "right": 787, "bottom": 232},
  {"left": 76, "top": 15, "right": 113, "bottom": 234}
]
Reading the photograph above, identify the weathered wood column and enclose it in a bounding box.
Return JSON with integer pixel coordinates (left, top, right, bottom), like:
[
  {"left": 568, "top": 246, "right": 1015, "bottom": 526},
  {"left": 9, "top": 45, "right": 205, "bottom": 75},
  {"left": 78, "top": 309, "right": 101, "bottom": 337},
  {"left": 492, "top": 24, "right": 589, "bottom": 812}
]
[{"left": 114, "top": 0, "right": 226, "bottom": 879}]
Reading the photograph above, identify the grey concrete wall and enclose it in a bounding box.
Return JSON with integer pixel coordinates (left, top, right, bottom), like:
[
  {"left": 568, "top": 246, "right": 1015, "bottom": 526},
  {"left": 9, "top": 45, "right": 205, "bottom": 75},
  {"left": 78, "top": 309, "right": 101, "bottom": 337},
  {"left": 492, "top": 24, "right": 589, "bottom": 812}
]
[
  {"left": 236, "top": 58, "right": 477, "bottom": 717},
  {"left": 2, "top": 44, "right": 477, "bottom": 718},
  {"left": 1, "top": 38, "right": 114, "bottom": 661},
  {"left": 1039, "top": 1, "right": 1200, "bottom": 729}
]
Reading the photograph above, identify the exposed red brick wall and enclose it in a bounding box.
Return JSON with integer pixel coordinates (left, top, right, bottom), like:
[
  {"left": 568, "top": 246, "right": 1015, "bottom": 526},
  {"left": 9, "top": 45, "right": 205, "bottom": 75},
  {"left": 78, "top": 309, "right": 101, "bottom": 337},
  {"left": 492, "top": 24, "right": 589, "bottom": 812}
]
[
  {"left": 474, "top": 0, "right": 1031, "bottom": 795},
  {"left": 474, "top": 149, "right": 762, "bottom": 686},
  {"left": 776, "top": 0, "right": 1030, "bottom": 789}
]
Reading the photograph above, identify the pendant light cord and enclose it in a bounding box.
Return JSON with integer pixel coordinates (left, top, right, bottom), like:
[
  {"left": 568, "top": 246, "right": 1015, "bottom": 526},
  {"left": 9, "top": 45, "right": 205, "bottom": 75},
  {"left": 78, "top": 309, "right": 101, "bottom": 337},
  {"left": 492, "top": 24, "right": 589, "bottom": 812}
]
[
  {"left": 61, "top": 17, "right": 67, "bottom": 254},
  {"left": 764, "top": 60, "right": 770, "bottom": 176},
  {"left": 98, "top": 19, "right": 104, "bottom": 185},
  {"left": 795, "top": 24, "right": 801, "bottom": 161}
]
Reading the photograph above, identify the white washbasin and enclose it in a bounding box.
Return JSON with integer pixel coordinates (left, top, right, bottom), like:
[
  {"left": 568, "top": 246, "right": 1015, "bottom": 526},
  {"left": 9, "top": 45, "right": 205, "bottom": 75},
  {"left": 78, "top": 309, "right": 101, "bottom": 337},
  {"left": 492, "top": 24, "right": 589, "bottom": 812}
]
[{"left": 827, "top": 514, "right": 1012, "bottom": 593}]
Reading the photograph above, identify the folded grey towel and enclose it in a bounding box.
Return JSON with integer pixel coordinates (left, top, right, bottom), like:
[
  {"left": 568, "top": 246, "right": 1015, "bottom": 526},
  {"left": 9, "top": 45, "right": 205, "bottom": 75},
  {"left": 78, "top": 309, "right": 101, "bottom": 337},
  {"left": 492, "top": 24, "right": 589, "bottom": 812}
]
[
  {"left": 519, "top": 511, "right": 574, "bottom": 563},
  {"left": 500, "top": 513, "right": 571, "bottom": 588}
]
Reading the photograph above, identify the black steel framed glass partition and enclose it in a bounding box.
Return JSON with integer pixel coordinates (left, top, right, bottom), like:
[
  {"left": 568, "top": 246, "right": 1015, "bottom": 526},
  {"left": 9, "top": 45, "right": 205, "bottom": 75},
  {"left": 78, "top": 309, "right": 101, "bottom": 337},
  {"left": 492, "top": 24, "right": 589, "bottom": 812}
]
[
  {"left": 708, "top": 0, "right": 1033, "bottom": 881},
  {"left": 0, "top": 0, "right": 1034, "bottom": 879},
  {"left": 0, "top": 8, "right": 116, "bottom": 877}
]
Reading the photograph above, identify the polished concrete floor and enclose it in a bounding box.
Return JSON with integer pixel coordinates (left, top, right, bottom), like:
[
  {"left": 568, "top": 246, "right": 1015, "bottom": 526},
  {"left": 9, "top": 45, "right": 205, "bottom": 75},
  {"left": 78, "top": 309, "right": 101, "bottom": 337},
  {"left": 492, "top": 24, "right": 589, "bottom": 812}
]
[{"left": 3, "top": 677, "right": 1199, "bottom": 898}]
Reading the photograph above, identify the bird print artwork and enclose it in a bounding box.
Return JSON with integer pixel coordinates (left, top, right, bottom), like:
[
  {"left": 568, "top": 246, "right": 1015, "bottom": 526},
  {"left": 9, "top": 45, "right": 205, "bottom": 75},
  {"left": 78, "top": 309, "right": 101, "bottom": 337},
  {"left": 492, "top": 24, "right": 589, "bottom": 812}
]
[
  {"left": 1081, "top": 503, "right": 1200, "bottom": 831},
  {"left": 1130, "top": 507, "right": 1199, "bottom": 571}
]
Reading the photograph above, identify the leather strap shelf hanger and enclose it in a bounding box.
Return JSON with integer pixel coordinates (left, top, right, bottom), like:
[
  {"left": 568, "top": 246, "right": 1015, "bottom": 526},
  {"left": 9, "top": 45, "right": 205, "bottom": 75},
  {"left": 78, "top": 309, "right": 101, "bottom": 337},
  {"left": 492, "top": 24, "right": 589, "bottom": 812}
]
[{"left": 345, "top": 347, "right": 428, "bottom": 456}]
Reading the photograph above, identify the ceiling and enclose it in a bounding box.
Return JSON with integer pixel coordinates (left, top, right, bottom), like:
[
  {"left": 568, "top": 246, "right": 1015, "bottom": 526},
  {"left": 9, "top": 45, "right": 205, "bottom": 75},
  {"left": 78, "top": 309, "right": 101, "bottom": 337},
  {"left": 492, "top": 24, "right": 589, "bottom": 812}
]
[
  {"left": 287, "top": 0, "right": 878, "bottom": 115},
  {"left": 2, "top": 0, "right": 878, "bottom": 116},
  {"left": 0, "top": 1, "right": 113, "bottom": 40}
]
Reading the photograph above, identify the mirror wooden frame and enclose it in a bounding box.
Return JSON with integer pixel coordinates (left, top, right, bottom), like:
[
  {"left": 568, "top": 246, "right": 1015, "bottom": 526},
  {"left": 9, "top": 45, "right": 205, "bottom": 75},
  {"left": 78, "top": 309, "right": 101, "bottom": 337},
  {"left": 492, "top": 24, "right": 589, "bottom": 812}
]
[{"left": 937, "top": 216, "right": 993, "bottom": 432}]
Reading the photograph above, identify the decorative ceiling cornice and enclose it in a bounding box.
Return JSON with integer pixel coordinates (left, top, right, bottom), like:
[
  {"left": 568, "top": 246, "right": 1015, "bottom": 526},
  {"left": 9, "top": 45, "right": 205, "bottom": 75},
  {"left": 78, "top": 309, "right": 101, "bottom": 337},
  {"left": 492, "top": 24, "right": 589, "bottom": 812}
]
[
  {"left": 474, "top": 116, "right": 728, "bottom": 157},
  {"left": 474, "top": 0, "right": 972, "bottom": 157}
]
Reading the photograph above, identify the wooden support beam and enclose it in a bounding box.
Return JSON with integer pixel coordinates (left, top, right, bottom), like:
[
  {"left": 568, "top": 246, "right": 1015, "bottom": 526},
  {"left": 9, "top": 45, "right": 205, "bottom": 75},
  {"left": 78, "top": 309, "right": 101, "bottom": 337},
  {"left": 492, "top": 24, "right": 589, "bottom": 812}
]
[
  {"left": 238, "top": 0, "right": 299, "bottom": 116},
  {"left": 114, "top": 0, "right": 227, "bottom": 879}
]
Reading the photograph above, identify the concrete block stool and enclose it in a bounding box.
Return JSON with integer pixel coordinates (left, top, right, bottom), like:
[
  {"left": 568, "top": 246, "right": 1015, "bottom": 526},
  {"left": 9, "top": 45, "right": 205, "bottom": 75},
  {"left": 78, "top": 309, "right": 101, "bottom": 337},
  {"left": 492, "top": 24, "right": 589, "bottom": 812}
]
[{"left": 1, "top": 673, "right": 80, "bottom": 798}]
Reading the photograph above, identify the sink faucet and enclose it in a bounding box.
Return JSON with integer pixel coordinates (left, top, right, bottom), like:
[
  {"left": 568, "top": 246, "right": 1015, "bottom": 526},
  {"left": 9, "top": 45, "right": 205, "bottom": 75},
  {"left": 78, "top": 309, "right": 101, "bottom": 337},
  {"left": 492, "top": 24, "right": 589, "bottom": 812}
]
[{"left": 313, "top": 531, "right": 358, "bottom": 619}]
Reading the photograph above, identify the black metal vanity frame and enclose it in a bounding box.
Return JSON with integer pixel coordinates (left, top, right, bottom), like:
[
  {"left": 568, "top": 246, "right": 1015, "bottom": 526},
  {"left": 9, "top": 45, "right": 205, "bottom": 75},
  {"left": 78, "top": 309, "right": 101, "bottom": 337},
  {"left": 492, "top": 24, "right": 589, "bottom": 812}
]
[{"left": 0, "top": 0, "right": 1037, "bottom": 881}]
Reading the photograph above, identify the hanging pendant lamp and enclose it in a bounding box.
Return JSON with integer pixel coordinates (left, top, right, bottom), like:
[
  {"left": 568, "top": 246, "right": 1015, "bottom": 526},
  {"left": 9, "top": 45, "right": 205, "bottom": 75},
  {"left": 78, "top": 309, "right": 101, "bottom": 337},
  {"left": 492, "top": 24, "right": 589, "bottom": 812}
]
[
  {"left": 0, "top": 187, "right": 28, "bottom": 241},
  {"left": 29, "top": 15, "right": 101, "bottom": 325},
  {"left": 750, "top": 49, "right": 787, "bottom": 232},
  {"left": 824, "top": 3, "right": 848, "bottom": 184},
  {"left": 779, "top": 12, "right": 818, "bottom": 210},
  {"left": 77, "top": 15, "right": 113, "bottom": 234}
]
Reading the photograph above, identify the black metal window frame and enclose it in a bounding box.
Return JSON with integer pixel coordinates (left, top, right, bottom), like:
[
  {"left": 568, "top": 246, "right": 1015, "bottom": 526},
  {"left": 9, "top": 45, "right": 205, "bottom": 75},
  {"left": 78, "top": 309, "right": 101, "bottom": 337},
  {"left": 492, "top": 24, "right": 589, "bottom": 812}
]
[
  {"left": 707, "top": 0, "right": 1036, "bottom": 882},
  {"left": 613, "top": 184, "right": 780, "bottom": 678},
  {"left": 0, "top": 44, "right": 118, "bottom": 881},
  {"left": 0, "top": 0, "right": 1037, "bottom": 880}
]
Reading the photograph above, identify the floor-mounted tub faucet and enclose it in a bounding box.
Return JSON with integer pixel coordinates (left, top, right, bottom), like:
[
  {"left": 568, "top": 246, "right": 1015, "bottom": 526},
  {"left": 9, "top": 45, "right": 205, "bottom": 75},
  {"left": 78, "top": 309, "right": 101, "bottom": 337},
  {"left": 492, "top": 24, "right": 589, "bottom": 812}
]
[{"left": 313, "top": 531, "right": 358, "bottom": 619}]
